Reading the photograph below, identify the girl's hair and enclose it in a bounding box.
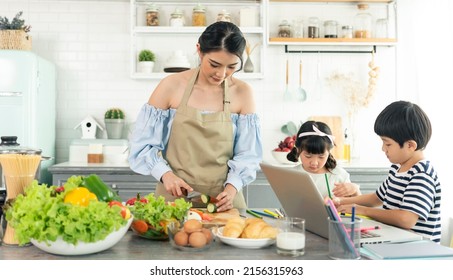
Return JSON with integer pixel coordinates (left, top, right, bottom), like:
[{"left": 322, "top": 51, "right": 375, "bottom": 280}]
[
  {"left": 198, "top": 21, "right": 246, "bottom": 72},
  {"left": 374, "top": 100, "right": 432, "bottom": 150},
  {"left": 287, "top": 121, "right": 337, "bottom": 171}
]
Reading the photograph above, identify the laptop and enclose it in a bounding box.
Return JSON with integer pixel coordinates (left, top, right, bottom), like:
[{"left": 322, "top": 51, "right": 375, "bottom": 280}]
[{"left": 259, "top": 162, "right": 423, "bottom": 245}]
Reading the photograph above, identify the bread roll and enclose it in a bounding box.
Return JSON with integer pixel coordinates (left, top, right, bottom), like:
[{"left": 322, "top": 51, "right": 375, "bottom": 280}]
[
  {"left": 241, "top": 218, "right": 278, "bottom": 239},
  {"left": 223, "top": 217, "right": 246, "bottom": 238}
]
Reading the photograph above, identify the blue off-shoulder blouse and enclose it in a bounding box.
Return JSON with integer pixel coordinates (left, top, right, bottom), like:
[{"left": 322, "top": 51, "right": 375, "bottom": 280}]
[{"left": 128, "top": 103, "right": 263, "bottom": 192}]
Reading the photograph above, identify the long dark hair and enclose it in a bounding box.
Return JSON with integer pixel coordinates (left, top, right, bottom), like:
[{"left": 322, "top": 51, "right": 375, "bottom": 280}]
[
  {"left": 287, "top": 121, "right": 337, "bottom": 171},
  {"left": 198, "top": 21, "right": 246, "bottom": 72}
]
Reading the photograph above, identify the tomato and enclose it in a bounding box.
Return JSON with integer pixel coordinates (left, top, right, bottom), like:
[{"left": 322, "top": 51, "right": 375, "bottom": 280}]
[{"left": 108, "top": 201, "right": 131, "bottom": 220}]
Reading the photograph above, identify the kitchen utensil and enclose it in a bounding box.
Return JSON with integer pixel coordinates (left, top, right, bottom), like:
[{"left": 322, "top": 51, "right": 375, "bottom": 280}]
[
  {"left": 296, "top": 59, "right": 307, "bottom": 102},
  {"left": 284, "top": 58, "right": 292, "bottom": 101}
]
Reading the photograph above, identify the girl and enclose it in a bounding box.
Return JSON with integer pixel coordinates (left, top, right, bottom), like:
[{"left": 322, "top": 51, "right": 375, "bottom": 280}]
[
  {"left": 287, "top": 121, "right": 360, "bottom": 198},
  {"left": 128, "top": 22, "right": 262, "bottom": 212}
]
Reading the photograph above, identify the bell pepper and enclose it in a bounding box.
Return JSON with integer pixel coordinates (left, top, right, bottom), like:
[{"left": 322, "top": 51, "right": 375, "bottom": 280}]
[
  {"left": 64, "top": 187, "right": 98, "bottom": 206},
  {"left": 126, "top": 193, "right": 148, "bottom": 206},
  {"left": 82, "top": 174, "right": 121, "bottom": 202}
]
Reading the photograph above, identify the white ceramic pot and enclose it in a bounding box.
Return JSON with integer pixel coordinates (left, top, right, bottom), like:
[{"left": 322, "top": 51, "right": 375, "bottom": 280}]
[{"left": 137, "top": 61, "right": 154, "bottom": 73}]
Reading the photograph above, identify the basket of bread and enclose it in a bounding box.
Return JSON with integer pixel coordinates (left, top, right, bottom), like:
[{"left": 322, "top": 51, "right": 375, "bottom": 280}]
[{"left": 214, "top": 217, "right": 279, "bottom": 249}]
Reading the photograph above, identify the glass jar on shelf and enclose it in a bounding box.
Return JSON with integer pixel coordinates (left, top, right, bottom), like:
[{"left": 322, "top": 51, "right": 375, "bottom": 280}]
[
  {"left": 341, "top": 25, "right": 353, "bottom": 38},
  {"left": 146, "top": 3, "right": 159, "bottom": 26},
  {"left": 192, "top": 3, "right": 207, "bottom": 26},
  {"left": 354, "top": 3, "right": 372, "bottom": 38},
  {"left": 324, "top": 20, "right": 338, "bottom": 38},
  {"left": 308, "top": 17, "right": 320, "bottom": 38},
  {"left": 375, "top": 18, "right": 388, "bottom": 38},
  {"left": 217, "top": 9, "right": 231, "bottom": 23},
  {"left": 278, "top": 20, "right": 292, "bottom": 38},
  {"left": 170, "top": 8, "right": 185, "bottom": 27}
]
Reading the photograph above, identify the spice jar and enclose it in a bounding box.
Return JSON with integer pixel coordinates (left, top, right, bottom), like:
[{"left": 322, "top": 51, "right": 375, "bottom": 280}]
[
  {"left": 217, "top": 9, "right": 231, "bottom": 22},
  {"left": 192, "top": 3, "right": 207, "bottom": 26},
  {"left": 354, "top": 3, "right": 372, "bottom": 38},
  {"left": 278, "top": 20, "right": 292, "bottom": 38},
  {"left": 324, "top": 20, "right": 338, "bottom": 38},
  {"left": 308, "top": 17, "right": 320, "bottom": 38},
  {"left": 146, "top": 3, "right": 159, "bottom": 26},
  {"left": 170, "top": 8, "right": 185, "bottom": 27},
  {"left": 341, "top": 25, "right": 353, "bottom": 38}
]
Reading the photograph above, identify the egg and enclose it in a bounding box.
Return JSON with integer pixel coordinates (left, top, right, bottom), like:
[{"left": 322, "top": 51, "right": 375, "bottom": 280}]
[
  {"left": 183, "top": 219, "right": 202, "bottom": 233},
  {"left": 201, "top": 228, "right": 213, "bottom": 244},
  {"left": 174, "top": 230, "right": 189, "bottom": 246},
  {"left": 188, "top": 231, "right": 207, "bottom": 248}
]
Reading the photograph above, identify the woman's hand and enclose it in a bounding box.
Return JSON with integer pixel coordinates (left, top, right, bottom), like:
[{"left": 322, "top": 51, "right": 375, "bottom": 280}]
[
  {"left": 161, "top": 172, "right": 193, "bottom": 197},
  {"left": 214, "top": 184, "right": 237, "bottom": 212},
  {"left": 333, "top": 182, "right": 361, "bottom": 197}
]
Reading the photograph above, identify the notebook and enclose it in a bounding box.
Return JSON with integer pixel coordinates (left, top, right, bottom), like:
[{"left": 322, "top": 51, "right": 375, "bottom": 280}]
[
  {"left": 362, "top": 240, "right": 453, "bottom": 259},
  {"left": 259, "top": 162, "right": 423, "bottom": 245}
]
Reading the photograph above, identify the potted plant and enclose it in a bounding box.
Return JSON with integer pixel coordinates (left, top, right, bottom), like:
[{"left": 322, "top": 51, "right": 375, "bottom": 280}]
[
  {"left": 0, "top": 11, "right": 32, "bottom": 50},
  {"left": 104, "top": 108, "right": 125, "bottom": 139},
  {"left": 137, "top": 49, "right": 156, "bottom": 73}
]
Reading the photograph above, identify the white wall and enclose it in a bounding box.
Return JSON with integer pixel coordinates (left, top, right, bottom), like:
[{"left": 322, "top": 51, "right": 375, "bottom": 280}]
[{"left": 1, "top": 0, "right": 451, "bottom": 245}]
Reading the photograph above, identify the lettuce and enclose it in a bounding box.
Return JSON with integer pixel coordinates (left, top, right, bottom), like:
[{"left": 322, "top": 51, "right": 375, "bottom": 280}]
[{"left": 5, "top": 177, "right": 127, "bottom": 246}]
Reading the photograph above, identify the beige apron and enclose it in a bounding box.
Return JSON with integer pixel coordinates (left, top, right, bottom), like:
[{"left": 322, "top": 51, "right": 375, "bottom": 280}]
[{"left": 155, "top": 68, "right": 246, "bottom": 208}]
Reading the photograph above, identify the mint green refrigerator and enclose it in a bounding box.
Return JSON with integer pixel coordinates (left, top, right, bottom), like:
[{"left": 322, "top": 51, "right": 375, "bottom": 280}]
[{"left": 0, "top": 50, "right": 56, "bottom": 185}]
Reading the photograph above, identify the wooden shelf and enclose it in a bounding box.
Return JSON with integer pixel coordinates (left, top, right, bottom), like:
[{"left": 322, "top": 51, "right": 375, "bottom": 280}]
[
  {"left": 269, "top": 0, "right": 394, "bottom": 3},
  {"left": 269, "top": 37, "right": 397, "bottom": 45}
]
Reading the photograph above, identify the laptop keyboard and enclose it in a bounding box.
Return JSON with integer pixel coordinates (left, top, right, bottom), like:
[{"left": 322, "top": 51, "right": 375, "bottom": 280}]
[{"left": 361, "top": 231, "right": 381, "bottom": 239}]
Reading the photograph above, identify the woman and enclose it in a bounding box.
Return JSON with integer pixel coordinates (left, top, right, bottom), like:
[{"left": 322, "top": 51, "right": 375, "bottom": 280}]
[{"left": 128, "top": 22, "right": 262, "bottom": 212}]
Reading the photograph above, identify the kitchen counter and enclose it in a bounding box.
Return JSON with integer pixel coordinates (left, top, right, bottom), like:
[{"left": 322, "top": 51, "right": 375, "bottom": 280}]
[{"left": 0, "top": 229, "right": 330, "bottom": 260}]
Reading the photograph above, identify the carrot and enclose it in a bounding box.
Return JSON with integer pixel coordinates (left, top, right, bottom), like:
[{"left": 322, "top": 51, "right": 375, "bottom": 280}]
[
  {"left": 201, "top": 213, "right": 213, "bottom": 221},
  {"left": 190, "top": 208, "right": 204, "bottom": 216},
  {"left": 132, "top": 219, "right": 148, "bottom": 234}
]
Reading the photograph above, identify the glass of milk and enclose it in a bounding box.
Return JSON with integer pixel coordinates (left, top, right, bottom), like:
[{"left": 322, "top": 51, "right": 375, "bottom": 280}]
[{"left": 276, "top": 217, "right": 305, "bottom": 257}]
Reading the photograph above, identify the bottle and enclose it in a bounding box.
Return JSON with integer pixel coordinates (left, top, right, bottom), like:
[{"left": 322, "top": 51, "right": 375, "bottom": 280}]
[
  {"left": 170, "top": 8, "right": 185, "bottom": 27},
  {"left": 324, "top": 20, "right": 338, "bottom": 38},
  {"left": 278, "top": 20, "right": 292, "bottom": 38},
  {"left": 192, "top": 3, "right": 207, "bottom": 26},
  {"left": 216, "top": 9, "right": 231, "bottom": 23},
  {"left": 343, "top": 129, "right": 351, "bottom": 162},
  {"left": 308, "top": 17, "right": 320, "bottom": 38},
  {"left": 146, "top": 3, "right": 159, "bottom": 26},
  {"left": 354, "top": 3, "right": 372, "bottom": 38}
]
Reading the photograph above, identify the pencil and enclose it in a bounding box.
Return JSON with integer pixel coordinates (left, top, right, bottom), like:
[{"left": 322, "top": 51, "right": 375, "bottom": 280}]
[
  {"left": 246, "top": 209, "right": 263, "bottom": 219},
  {"left": 324, "top": 173, "right": 332, "bottom": 199},
  {"left": 250, "top": 209, "right": 277, "bottom": 219},
  {"left": 263, "top": 209, "right": 280, "bottom": 218}
]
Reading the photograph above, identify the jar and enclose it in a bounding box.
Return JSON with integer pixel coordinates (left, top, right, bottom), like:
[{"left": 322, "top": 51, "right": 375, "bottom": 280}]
[
  {"left": 308, "top": 17, "right": 320, "bottom": 38},
  {"left": 324, "top": 20, "right": 338, "bottom": 38},
  {"left": 192, "top": 3, "right": 207, "bottom": 26},
  {"left": 341, "top": 25, "right": 353, "bottom": 38},
  {"left": 354, "top": 3, "right": 372, "bottom": 38},
  {"left": 375, "top": 18, "right": 388, "bottom": 38},
  {"left": 278, "top": 20, "right": 292, "bottom": 38},
  {"left": 217, "top": 9, "right": 231, "bottom": 23},
  {"left": 170, "top": 8, "right": 185, "bottom": 27},
  {"left": 146, "top": 3, "right": 159, "bottom": 26}
]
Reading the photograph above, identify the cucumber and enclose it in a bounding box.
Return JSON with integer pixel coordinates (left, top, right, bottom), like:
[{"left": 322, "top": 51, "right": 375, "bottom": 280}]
[
  {"left": 201, "top": 194, "right": 218, "bottom": 204},
  {"left": 82, "top": 174, "right": 121, "bottom": 202},
  {"left": 207, "top": 203, "right": 217, "bottom": 213}
]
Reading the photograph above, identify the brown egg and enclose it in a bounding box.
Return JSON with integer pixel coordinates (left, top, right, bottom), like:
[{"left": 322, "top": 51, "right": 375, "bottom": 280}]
[
  {"left": 201, "top": 228, "right": 213, "bottom": 244},
  {"left": 174, "top": 230, "right": 189, "bottom": 246},
  {"left": 188, "top": 231, "right": 207, "bottom": 248},
  {"left": 183, "top": 219, "right": 202, "bottom": 233}
]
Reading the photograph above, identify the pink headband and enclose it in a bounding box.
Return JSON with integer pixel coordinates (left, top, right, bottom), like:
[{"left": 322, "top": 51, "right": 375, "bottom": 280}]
[{"left": 298, "top": 125, "right": 335, "bottom": 144}]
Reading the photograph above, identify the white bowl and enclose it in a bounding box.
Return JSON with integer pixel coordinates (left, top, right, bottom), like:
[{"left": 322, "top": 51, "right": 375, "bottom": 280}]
[
  {"left": 272, "top": 150, "right": 294, "bottom": 165},
  {"left": 31, "top": 217, "right": 133, "bottom": 256}
]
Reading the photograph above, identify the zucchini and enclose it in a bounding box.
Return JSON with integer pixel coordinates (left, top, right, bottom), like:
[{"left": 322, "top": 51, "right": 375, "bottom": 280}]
[
  {"left": 201, "top": 194, "right": 218, "bottom": 204},
  {"left": 82, "top": 174, "right": 121, "bottom": 202},
  {"left": 207, "top": 203, "right": 218, "bottom": 213}
]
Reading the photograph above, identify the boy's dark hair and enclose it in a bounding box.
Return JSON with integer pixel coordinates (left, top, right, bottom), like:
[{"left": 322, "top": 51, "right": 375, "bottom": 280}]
[
  {"left": 374, "top": 100, "right": 432, "bottom": 150},
  {"left": 198, "top": 21, "right": 246, "bottom": 72},
  {"left": 287, "top": 120, "right": 337, "bottom": 171}
]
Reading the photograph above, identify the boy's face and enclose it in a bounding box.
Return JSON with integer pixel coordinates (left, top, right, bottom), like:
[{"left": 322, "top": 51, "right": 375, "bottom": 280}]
[{"left": 379, "top": 136, "right": 412, "bottom": 165}]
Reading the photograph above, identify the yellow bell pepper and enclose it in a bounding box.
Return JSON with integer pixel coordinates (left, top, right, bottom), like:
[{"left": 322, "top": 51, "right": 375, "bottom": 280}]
[{"left": 64, "top": 187, "right": 98, "bottom": 206}]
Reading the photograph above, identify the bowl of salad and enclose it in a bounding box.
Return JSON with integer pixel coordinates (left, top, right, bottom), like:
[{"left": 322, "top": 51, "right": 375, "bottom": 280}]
[
  {"left": 127, "top": 193, "right": 192, "bottom": 240},
  {"left": 4, "top": 175, "right": 133, "bottom": 255}
]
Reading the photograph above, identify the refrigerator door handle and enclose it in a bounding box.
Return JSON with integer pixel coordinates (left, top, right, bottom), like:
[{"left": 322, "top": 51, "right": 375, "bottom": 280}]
[{"left": 0, "top": 92, "right": 23, "bottom": 97}]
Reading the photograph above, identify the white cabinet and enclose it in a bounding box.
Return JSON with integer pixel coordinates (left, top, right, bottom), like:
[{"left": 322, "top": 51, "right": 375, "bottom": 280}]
[
  {"left": 267, "top": 0, "right": 397, "bottom": 53},
  {"left": 130, "top": 0, "right": 266, "bottom": 79}
]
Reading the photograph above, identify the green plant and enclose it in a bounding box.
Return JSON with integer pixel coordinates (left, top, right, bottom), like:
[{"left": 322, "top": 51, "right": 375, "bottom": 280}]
[
  {"left": 138, "top": 49, "right": 155, "bottom": 62},
  {"left": 104, "top": 108, "right": 125, "bottom": 119},
  {"left": 0, "top": 11, "right": 31, "bottom": 32}
]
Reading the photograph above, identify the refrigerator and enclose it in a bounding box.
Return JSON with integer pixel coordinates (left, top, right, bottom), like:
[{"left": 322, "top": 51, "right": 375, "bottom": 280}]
[{"left": 0, "top": 50, "right": 56, "bottom": 186}]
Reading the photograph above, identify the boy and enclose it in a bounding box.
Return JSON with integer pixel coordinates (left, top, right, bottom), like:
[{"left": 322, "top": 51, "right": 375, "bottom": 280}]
[{"left": 335, "top": 101, "right": 442, "bottom": 243}]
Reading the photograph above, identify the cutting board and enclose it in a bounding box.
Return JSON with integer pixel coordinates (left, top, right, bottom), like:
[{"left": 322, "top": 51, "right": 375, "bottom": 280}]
[
  {"left": 308, "top": 116, "right": 344, "bottom": 160},
  {"left": 199, "top": 208, "right": 241, "bottom": 227}
]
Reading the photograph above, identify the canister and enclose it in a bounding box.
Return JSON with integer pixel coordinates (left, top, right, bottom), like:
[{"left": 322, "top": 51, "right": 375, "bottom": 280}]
[
  {"left": 170, "top": 8, "right": 185, "bottom": 27},
  {"left": 278, "top": 20, "right": 292, "bottom": 38},
  {"left": 324, "top": 20, "right": 338, "bottom": 38},
  {"left": 341, "top": 25, "right": 353, "bottom": 38},
  {"left": 192, "top": 3, "right": 207, "bottom": 26},
  {"left": 308, "top": 17, "right": 320, "bottom": 38},
  {"left": 146, "top": 3, "right": 159, "bottom": 26},
  {"left": 217, "top": 9, "right": 231, "bottom": 23}
]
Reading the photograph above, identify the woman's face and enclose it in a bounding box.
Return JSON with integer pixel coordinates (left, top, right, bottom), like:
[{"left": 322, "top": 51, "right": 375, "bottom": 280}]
[
  {"left": 198, "top": 48, "right": 240, "bottom": 85},
  {"left": 299, "top": 150, "right": 329, "bottom": 174}
]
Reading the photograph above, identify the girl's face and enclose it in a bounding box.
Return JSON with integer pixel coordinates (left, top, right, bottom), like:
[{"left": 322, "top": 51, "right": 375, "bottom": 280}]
[
  {"left": 198, "top": 48, "right": 240, "bottom": 85},
  {"left": 299, "top": 150, "right": 329, "bottom": 174}
]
